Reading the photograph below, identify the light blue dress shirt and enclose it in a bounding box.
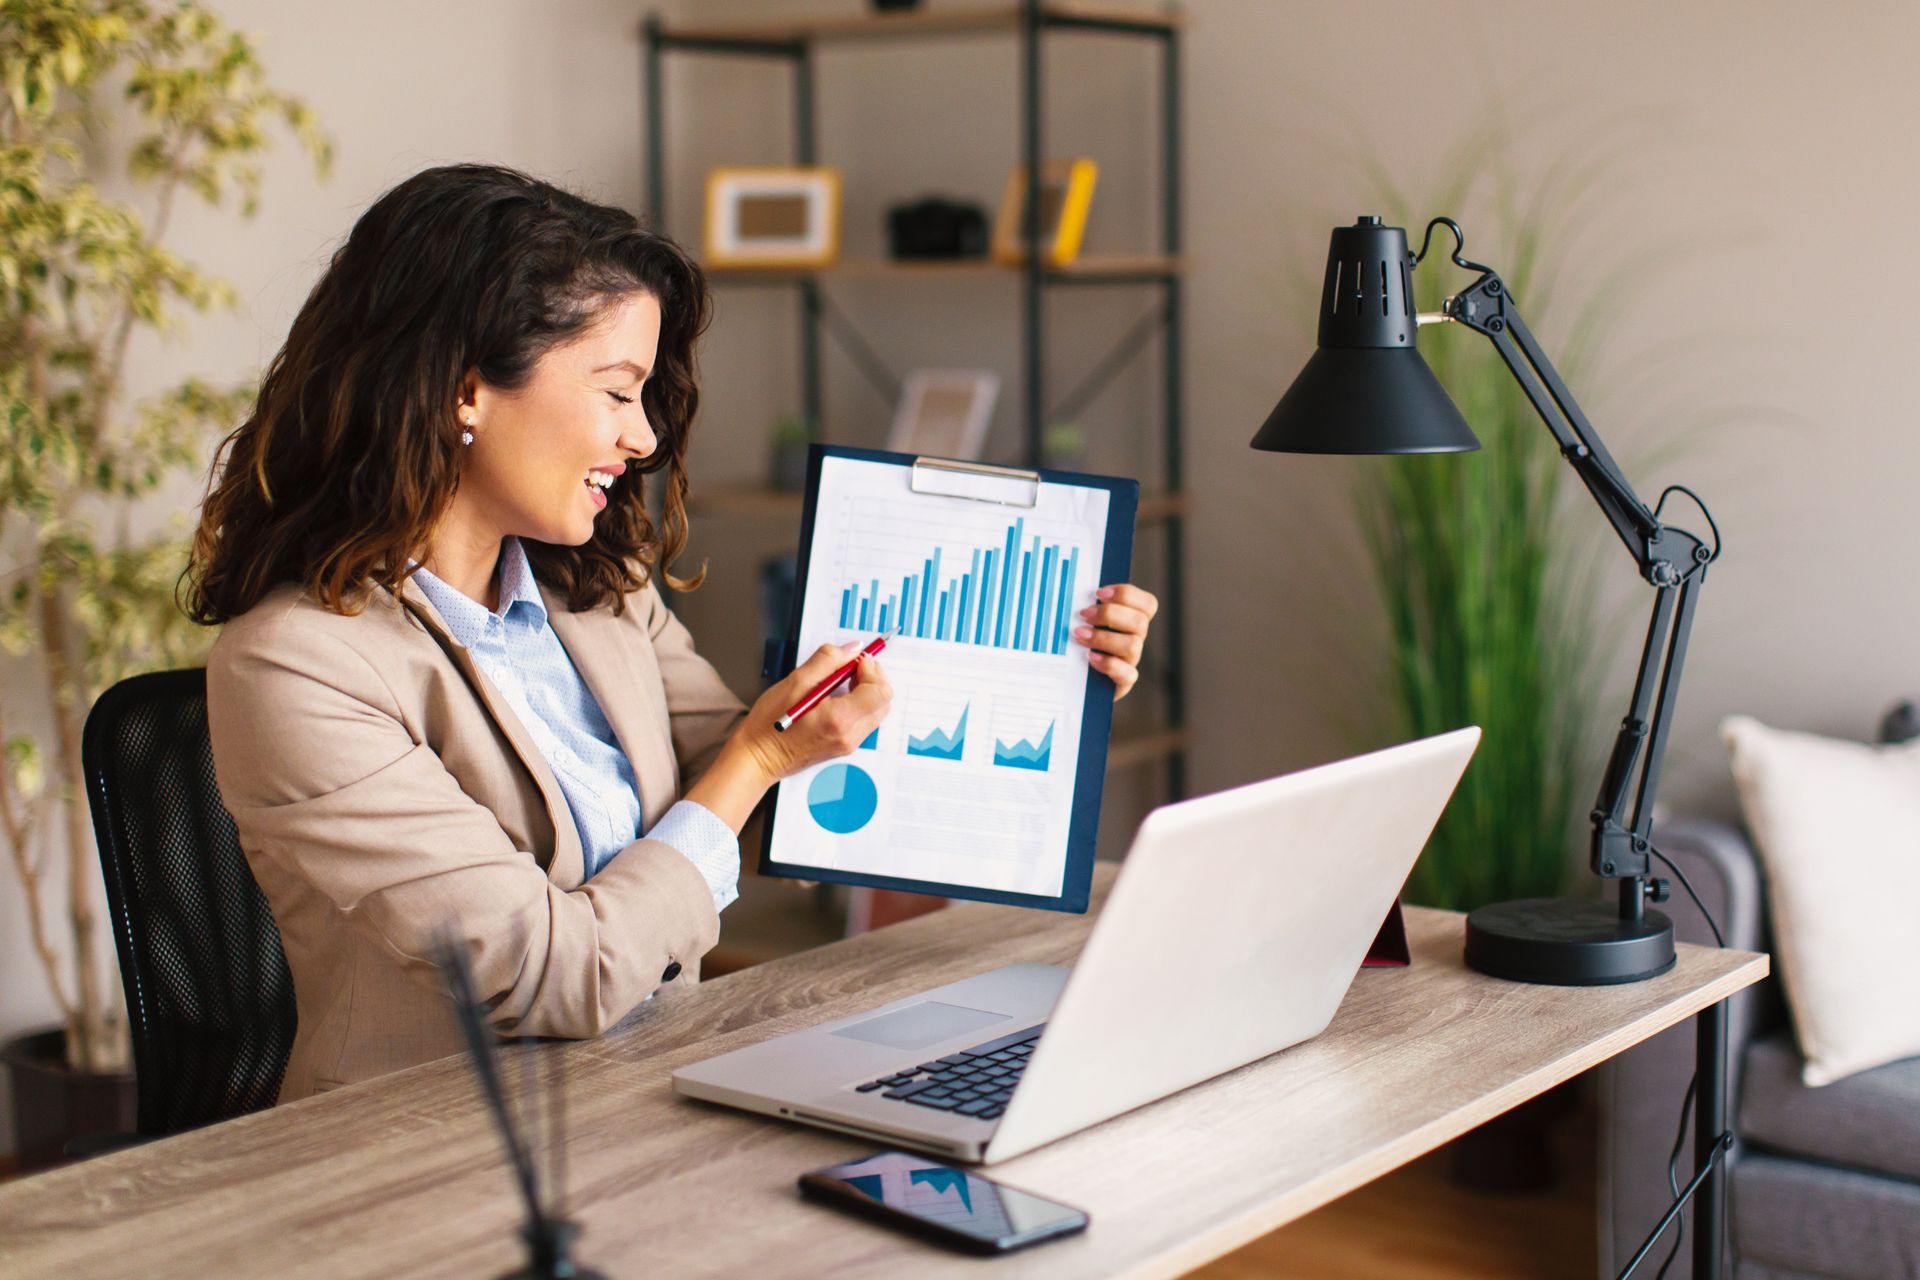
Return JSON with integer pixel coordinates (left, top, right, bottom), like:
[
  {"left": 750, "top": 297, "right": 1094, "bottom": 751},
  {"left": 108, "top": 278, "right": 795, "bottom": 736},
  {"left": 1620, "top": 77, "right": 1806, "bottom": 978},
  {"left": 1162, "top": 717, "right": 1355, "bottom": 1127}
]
[{"left": 410, "top": 539, "right": 738, "bottom": 911}]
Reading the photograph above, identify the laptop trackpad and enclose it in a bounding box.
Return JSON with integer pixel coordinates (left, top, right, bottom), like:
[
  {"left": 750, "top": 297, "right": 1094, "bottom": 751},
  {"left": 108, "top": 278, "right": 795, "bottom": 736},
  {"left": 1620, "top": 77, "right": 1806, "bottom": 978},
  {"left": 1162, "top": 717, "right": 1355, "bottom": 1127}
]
[{"left": 832, "top": 1001, "right": 1009, "bottom": 1051}]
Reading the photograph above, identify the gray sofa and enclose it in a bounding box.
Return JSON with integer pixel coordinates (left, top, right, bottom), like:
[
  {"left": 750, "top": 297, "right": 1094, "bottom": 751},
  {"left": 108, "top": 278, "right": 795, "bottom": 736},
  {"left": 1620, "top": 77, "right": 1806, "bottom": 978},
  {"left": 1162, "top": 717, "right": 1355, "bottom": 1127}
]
[{"left": 1597, "top": 817, "right": 1920, "bottom": 1279}]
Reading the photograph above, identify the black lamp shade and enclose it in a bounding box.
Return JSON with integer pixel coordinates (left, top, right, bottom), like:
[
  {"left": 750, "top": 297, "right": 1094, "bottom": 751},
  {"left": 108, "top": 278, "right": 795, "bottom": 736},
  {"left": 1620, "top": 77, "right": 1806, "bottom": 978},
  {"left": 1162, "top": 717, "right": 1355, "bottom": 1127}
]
[{"left": 1251, "top": 216, "right": 1481, "bottom": 456}]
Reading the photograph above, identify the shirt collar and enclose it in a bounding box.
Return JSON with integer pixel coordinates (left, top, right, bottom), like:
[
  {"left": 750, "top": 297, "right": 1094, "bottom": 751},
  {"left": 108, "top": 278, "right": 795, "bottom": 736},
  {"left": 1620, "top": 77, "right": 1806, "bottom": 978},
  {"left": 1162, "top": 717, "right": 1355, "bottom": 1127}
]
[{"left": 409, "top": 537, "right": 547, "bottom": 649}]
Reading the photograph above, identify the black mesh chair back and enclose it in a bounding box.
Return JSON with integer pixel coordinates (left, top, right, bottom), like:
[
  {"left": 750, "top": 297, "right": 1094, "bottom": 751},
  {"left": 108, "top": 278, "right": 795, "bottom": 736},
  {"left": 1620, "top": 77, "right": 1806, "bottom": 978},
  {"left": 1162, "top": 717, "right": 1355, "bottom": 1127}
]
[{"left": 82, "top": 668, "right": 295, "bottom": 1135}]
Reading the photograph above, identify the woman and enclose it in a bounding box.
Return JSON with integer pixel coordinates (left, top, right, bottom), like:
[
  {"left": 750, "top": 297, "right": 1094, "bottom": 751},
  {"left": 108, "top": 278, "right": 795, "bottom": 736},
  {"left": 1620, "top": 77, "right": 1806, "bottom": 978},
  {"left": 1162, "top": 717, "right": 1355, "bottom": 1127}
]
[{"left": 186, "top": 165, "right": 1157, "bottom": 1102}]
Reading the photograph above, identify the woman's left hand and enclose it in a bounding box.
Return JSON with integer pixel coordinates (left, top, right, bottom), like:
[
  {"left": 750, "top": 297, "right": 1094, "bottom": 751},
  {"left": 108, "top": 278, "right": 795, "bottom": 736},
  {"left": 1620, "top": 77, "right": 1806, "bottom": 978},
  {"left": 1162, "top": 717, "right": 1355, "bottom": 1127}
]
[{"left": 1071, "top": 583, "right": 1157, "bottom": 701}]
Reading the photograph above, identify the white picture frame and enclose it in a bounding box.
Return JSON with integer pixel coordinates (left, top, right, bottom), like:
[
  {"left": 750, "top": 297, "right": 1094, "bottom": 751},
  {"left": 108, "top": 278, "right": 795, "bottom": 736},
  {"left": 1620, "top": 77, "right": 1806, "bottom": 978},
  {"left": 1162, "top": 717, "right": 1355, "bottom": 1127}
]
[
  {"left": 886, "top": 370, "right": 1000, "bottom": 460},
  {"left": 704, "top": 166, "right": 841, "bottom": 269}
]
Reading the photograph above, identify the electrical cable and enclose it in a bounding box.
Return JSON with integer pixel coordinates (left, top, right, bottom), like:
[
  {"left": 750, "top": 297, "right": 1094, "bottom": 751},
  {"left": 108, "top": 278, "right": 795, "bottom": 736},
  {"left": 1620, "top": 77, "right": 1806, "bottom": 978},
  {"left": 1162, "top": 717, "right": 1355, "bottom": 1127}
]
[
  {"left": 1644, "top": 843, "right": 1726, "bottom": 1280},
  {"left": 1653, "top": 846, "right": 1725, "bottom": 948},
  {"left": 1653, "top": 483, "right": 1723, "bottom": 582},
  {"left": 1654, "top": 1079, "right": 1696, "bottom": 1280}
]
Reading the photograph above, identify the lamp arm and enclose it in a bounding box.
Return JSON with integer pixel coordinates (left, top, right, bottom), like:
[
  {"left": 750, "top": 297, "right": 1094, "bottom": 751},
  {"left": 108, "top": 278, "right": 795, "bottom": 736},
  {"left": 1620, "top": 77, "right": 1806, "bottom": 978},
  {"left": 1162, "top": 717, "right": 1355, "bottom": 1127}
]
[
  {"left": 1445, "top": 274, "right": 1666, "bottom": 569},
  {"left": 1441, "top": 271, "right": 1716, "bottom": 902},
  {"left": 1589, "top": 567, "right": 1705, "bottom": 897}
]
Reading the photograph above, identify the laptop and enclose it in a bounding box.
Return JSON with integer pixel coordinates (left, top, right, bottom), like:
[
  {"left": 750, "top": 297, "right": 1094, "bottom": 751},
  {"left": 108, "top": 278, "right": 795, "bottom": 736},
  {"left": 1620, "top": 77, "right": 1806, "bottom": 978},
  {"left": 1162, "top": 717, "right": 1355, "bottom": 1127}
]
[{"left": 672, "top": 727, "right": 1479, "bottom": 1164}]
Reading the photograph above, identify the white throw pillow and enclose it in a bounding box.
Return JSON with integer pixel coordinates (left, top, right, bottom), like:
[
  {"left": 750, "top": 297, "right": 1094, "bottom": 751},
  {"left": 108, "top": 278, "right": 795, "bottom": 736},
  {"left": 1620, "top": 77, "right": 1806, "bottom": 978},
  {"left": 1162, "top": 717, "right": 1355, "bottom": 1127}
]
[{"left": 1722, "top": 715, "right": 1920, "bottom": 1086}]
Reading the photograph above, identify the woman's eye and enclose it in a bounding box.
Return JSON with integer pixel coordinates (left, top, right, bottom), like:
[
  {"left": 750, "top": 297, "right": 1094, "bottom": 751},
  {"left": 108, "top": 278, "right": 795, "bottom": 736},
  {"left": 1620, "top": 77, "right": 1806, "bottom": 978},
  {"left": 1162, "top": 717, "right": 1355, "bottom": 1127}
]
[{"left": 607, "top": 390, "right": 635, "bottom": 405}]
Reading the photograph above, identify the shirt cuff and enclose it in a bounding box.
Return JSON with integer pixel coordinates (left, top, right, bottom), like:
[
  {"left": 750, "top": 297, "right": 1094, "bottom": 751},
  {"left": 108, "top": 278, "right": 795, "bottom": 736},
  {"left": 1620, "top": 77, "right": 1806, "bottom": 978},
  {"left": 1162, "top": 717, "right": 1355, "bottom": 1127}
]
[{"left": 647, "top": 799, "right": 740, "bottom": 913}]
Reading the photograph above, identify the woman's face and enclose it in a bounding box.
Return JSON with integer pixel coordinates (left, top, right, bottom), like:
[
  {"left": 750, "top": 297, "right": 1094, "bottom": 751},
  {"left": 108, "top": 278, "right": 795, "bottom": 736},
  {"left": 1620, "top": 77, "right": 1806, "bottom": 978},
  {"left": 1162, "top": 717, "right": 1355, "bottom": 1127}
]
[{"left": 459, "top": 292, "right": 662, "bottom": 548}]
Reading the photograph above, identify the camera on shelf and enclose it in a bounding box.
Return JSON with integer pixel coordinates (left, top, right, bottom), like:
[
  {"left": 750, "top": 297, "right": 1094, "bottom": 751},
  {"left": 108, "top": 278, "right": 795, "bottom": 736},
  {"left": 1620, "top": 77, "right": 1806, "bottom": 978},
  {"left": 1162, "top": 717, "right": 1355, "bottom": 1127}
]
[{"left": 886, "top": 196, "right": 989, "bottom": 261}]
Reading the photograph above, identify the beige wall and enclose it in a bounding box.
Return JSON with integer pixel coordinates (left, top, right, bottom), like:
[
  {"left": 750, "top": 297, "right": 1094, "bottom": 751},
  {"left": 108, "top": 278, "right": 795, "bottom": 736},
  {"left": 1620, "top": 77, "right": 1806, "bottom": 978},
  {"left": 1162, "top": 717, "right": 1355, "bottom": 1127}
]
[{"left": 5, "top": 0, "right": 1915, "bottom": 1149}]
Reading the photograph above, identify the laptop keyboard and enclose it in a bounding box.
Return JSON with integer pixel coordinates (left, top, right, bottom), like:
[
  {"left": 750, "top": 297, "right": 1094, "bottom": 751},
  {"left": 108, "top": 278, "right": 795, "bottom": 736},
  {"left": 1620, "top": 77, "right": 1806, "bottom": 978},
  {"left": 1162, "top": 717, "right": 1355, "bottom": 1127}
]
[{"left": 853, "top": 1024, "right": 1046, "bottom": 1121}]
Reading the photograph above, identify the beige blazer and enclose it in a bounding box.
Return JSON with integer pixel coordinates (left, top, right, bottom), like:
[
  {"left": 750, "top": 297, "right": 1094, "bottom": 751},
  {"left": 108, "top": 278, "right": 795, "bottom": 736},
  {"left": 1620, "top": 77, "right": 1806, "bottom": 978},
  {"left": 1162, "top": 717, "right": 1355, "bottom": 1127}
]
[{"left": 206, "top": 574, "right": 747, "bottom": 1103}]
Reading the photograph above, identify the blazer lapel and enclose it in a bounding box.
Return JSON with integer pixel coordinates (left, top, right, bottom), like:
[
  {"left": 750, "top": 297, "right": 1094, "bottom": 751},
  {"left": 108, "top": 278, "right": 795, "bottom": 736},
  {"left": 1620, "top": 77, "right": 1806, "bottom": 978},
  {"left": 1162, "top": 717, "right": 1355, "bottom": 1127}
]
[
  {"left": 392, "top": 577, "right": 586, "bottom": 886},
  {"left": 542, "top": 584, "right": 681, "bottom": 830}
]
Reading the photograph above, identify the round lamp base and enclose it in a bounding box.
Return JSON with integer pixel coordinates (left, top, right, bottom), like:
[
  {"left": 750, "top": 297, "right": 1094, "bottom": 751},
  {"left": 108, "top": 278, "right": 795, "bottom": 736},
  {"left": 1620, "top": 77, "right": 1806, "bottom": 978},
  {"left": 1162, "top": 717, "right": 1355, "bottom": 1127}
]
[{"left": 1464, "top": 898, "right": 1675, "bottom": 986}]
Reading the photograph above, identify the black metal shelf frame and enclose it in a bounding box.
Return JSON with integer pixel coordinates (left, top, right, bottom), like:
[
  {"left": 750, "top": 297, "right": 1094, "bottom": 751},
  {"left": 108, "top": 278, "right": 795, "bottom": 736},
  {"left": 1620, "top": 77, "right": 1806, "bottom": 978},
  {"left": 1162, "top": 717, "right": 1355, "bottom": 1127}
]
[{"left": 641, "top": 1, "right": 1187, "bottom": 798}]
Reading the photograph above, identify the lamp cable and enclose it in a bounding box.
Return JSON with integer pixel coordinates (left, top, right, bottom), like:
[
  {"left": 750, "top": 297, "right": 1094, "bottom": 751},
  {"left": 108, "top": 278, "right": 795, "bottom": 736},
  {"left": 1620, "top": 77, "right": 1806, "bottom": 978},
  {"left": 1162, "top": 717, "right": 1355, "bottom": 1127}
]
[
  {"left": 1644, "top": 843, "right": 1726, "bottom": 1280},
  {"left": 1652, "top": 483, "right": 1723, "bottom": 573}
]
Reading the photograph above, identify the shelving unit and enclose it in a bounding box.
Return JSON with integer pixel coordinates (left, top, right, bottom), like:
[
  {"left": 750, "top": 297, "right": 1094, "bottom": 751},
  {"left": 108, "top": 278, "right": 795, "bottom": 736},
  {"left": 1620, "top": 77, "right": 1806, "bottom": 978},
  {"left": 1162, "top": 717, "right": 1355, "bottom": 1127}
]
[{"left": 640, "top": 0, "right": 1187, "bottom": 796}]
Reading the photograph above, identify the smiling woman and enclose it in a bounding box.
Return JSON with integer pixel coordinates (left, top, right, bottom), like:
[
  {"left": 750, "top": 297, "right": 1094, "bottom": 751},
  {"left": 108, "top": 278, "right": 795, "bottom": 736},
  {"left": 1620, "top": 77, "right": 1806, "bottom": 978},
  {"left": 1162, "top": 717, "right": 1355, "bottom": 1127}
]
[
  {"left": 186, "top": 165, "right": 708, "bottom": 622},
  {"left": 178, "top": 165, "right": 1151, "bottom": 1103}
]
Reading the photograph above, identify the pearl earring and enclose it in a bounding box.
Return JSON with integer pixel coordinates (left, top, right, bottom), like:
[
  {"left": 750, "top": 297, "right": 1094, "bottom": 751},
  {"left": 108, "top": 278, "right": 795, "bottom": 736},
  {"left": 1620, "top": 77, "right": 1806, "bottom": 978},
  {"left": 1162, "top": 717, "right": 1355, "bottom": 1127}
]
[{"left": 461, "top": 430, "right": 474, "bottom": 446}]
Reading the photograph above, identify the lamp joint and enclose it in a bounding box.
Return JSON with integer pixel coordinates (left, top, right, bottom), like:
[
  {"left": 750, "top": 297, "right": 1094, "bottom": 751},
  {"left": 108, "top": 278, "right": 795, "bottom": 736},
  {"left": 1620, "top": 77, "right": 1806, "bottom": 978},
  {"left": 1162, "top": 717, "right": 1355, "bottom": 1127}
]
[{"left": 1593, "top": 825, "right": 1650, "bottom": 880}]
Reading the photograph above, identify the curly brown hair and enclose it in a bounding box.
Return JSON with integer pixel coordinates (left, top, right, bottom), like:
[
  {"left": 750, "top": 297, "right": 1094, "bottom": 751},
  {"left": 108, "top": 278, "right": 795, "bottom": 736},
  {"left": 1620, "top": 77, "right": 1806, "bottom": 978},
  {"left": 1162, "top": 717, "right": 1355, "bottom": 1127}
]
[{"left": 184, "top": 164, "right": 712, "bottom": 624}]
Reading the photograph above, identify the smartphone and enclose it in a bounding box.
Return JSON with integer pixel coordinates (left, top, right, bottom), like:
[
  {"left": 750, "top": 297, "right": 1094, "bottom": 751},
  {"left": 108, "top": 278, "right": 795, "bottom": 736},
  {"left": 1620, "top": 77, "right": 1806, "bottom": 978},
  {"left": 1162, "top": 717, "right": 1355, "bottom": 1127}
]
[{"left": 798, "top": 1151, "right": 1089, "bottom": 1255}]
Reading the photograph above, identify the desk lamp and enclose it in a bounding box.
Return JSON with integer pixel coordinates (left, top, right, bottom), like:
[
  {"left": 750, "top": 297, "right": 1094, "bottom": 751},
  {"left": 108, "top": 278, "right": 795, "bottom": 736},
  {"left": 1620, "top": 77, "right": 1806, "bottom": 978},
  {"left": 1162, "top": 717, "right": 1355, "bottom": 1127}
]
[{"left": 1253, "top": 215, "right": 1720, "bottom": 985}]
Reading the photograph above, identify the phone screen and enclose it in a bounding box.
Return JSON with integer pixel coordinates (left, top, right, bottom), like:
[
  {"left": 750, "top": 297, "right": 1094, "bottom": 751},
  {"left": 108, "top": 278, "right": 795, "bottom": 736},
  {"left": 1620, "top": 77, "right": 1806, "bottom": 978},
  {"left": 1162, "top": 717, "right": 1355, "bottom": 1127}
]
[{"left": 800, "top": 1151, "right": 1088, "bottom": 1252}]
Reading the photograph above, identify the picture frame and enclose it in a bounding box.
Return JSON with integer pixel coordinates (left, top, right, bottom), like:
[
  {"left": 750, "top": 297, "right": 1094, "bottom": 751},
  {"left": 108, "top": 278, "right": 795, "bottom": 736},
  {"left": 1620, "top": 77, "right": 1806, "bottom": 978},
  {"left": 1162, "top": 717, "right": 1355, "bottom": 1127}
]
[
  {"left": 704, "top": 166, "right": 842, "bottom": 269},
  {"left": 886, "top": 369, "right": 1000, "bottom": 460},
  {"left": 991, "top": 158, "right": 1098, "bottom": 266}
]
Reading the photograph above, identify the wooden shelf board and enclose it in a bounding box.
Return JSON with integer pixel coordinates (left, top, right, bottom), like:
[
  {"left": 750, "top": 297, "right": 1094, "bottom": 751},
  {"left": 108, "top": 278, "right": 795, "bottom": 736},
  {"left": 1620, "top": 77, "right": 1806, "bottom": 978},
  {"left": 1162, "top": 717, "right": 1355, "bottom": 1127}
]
[
  {"left": 657, "top": 4, "right": 1182, "bottom": 46},
  {"left": 1137, "top": 491, "right": 1185, "bottom": 523},
  {"left": 704, "top": 254, "right": 1183, "bottom": 283},
  {"left": 1107, "top": 727, "right": 1188, "bottom": 771}
]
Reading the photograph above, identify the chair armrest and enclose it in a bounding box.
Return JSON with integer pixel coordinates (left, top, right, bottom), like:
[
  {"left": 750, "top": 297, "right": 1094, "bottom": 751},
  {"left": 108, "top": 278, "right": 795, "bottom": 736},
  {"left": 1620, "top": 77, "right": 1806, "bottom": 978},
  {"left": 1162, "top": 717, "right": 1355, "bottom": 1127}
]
[
  {"left": 62, "top": 1129, "right": 157, "bottom": 1160},
  {"left": 1595, "top": 816, "right": 1773, "bottom": 1279}
]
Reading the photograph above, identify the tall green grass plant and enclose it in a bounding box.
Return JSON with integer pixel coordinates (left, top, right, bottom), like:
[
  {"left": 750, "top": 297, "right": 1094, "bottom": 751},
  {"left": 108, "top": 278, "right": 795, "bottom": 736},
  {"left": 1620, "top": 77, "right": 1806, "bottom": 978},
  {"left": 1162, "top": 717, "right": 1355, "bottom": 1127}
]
[{"left": 1359, "top": 141, "right": 1633, "bottom": 912}]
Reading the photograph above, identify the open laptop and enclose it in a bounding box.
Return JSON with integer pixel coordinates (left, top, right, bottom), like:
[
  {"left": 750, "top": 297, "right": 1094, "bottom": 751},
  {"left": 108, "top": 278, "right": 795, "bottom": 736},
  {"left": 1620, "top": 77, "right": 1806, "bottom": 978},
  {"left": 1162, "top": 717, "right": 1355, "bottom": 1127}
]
[{"left": 673, "top": 727, "right": 1479, "bottom": 1164}]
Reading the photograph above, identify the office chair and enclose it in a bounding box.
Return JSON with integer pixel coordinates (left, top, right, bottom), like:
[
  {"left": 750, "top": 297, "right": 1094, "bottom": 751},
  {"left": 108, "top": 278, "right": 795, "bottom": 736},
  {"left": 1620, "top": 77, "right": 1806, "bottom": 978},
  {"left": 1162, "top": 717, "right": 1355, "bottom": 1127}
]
[{"left": 82, "top": 667, "right": 296, "bottom": 1136}]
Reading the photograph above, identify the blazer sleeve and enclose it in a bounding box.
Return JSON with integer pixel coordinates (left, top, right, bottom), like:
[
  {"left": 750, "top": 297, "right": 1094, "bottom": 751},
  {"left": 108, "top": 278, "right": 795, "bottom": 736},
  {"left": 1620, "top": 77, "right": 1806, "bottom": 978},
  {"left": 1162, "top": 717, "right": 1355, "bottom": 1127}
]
[
  {"left": 638, "top": 581, "right": 749, "bottom": 787},
  {"left": 207, "top": 611, "right": 720, "bottom": 1039}
]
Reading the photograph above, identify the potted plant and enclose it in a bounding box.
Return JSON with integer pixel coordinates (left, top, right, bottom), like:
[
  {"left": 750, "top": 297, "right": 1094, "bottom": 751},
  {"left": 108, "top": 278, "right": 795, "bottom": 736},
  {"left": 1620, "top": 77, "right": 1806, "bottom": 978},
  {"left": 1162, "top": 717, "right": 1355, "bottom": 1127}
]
[
  {"left": 0, "top": 0, "right": 328, "bottom": 1167},
  {"left": 1040, "top": 421, "right": 1085, "bottom": 470},
  {"left": 769, "top": 413, "right": 813, "bottom": 492}
]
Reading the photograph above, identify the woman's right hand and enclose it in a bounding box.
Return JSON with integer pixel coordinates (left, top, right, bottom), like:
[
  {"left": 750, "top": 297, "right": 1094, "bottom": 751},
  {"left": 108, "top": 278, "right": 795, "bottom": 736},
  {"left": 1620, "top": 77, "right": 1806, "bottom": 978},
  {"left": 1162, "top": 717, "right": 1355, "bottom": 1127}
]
[
  {"left": 683, "top": 643, "right": 893, "bottom": 832},
  {"left": 736, "top": 642, "right": 893, "bottom": 783}
]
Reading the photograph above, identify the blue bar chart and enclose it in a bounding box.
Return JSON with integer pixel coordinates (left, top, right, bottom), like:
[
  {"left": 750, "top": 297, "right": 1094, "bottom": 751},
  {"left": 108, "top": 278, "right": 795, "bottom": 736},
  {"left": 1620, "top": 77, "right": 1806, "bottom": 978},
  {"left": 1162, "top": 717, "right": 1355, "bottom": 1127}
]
[{"left": 835, "top": 516, "right": 1081, "bottom": 655}]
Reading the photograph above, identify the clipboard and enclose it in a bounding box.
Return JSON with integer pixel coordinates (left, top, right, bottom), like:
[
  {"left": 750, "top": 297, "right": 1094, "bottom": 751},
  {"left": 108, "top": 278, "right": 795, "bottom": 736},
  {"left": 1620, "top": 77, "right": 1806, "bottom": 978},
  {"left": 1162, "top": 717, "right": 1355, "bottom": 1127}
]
[{"left": 758, "top": 444, "right": 1138, "bottom": 914}]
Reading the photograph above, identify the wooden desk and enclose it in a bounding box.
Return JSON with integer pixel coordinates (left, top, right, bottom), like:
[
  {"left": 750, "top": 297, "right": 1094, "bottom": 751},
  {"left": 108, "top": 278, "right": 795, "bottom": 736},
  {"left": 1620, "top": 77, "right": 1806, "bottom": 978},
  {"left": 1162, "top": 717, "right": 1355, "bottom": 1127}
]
[{"left": 0, "top": 865, "right": 1766, "bottom": 1278}]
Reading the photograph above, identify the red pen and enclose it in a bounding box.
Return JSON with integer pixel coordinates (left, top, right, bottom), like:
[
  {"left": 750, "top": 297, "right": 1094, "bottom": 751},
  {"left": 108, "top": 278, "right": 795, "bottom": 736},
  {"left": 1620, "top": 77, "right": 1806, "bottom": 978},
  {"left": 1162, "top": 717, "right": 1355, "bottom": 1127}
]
[{"left": 774, "top": 630, "right": 895, "bottom": 732}]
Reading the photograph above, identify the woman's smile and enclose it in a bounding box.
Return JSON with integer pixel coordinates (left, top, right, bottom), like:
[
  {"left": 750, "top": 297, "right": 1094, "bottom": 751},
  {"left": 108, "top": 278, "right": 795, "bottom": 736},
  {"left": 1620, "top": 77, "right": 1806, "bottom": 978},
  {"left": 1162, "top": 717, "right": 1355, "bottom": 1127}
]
[{"left": 585, "top": 464, "right": 623, "bottom": 511}]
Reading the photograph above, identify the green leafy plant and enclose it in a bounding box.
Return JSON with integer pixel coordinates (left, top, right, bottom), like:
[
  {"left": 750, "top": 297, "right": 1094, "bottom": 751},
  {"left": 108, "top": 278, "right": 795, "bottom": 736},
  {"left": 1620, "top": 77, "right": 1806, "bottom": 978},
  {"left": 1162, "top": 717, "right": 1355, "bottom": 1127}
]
[
  {"left": 769, "top": 412, "right": 812, "bottom": 446},
  {"left": 0, "top": 0, "right": 329, "bottom": 1071},
  {"left": 1357, "top": 143, "right": 1637, "bottom": 913},
  {"left": 1040, "top": 421, "right": 1084, "bottom": 468}
]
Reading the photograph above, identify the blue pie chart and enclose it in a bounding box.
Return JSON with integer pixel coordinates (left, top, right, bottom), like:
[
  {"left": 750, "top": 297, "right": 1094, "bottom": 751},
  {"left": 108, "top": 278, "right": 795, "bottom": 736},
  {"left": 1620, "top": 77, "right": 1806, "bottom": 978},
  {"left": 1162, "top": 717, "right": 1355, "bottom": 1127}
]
[{"left": 808, "top": 763, "right": 878, "bottom": 834}]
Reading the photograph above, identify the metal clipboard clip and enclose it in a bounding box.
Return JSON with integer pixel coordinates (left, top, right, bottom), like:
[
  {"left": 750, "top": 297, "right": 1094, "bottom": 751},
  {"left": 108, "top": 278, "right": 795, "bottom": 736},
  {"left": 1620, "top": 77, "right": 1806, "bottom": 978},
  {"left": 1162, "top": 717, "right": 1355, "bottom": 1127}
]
[{"left": 909, "top": 456, "right": 1040, "bottom": 508}]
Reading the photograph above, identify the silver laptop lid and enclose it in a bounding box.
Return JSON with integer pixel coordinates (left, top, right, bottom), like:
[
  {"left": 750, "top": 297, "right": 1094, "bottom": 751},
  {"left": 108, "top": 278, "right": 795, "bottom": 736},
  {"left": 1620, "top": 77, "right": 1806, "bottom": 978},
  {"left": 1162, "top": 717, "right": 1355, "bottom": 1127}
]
[{"left": 985, "top": 727, "right": 1479, "bottom": 1162}]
